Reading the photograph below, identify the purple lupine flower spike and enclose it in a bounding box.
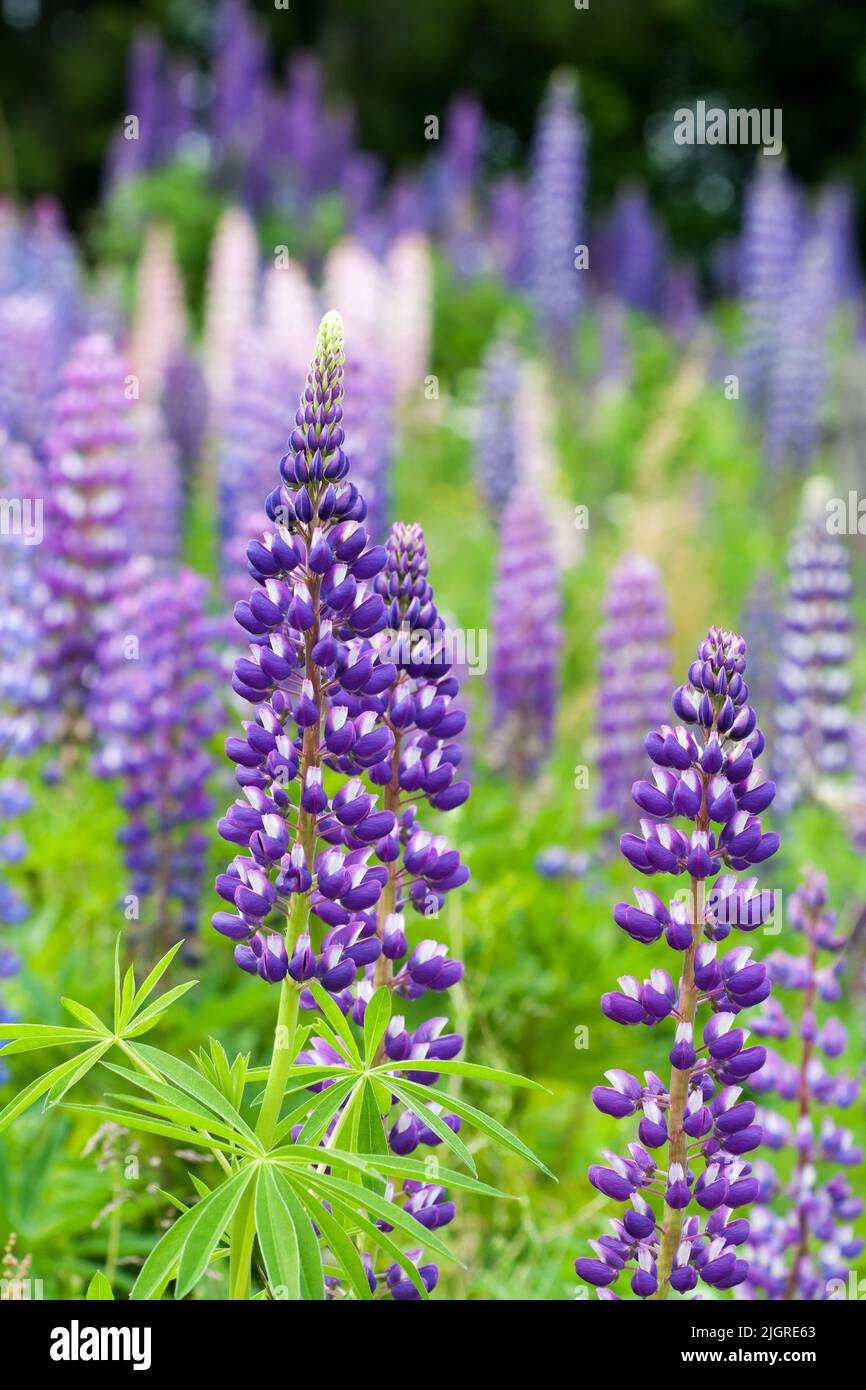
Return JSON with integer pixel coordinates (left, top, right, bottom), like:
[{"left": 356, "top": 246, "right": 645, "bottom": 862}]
[
  {"left": 604, "top": 183, "right": 667, "bottom": 316},
  {"left": 764, "top": 235, "right": 833, "bottom": 470},
  {"left": 527, "top": 70, "right": 586, "bottom": 358},
  {"left": 739, "top": 155, "right": 803, "bottom": 418},
  {"left": 745, "top": 870, "right": 863, "bottom": 1298},
  {"left": 575, "top": 627, "right": 779, "bottom": 1300},
  {"left": 41, "top": 334, "right": 136, "bottom": 747},
  {"left": 490, "top": 490, "right": 561, "bottom": 779},
  {"left": 775, "top": 479, "right": 851, "bottom": 814},
  {"left": 213, "top": 311, "right": 397, "bottom": 987},
  {"left": 597, "top": 555, "right": 672, "bottom": 825},
  {"left": 474, "top": 332, "right": 521, "bottom": 519},
  {"left": 92, "top": 569, "right": 223, "bottom": 943}
]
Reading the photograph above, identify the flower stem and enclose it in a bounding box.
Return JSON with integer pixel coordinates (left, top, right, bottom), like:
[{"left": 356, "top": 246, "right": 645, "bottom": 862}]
[{"left": 653, "top": 875, "right": 702, "bottom": 1298}]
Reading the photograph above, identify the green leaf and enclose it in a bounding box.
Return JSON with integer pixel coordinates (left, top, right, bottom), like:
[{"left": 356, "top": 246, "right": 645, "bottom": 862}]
[
  {"left": 295, "top": 1075, "right": 357, "bottom": 1147},
  {"left": 0, "top": 1032, "right": 98, "bottom": 1057},
  {"left": 0, "top": 1046, "right": 109, "bottom": 1132},
  {"left": 255, "top": 1164, "right": 300, "bottom": 1299},
  {"left": 130, "top": 940, "right": 185, "bottom": 1016},
  {"left": 387, "top": 1080, "right": 477, "bottom": 1174},
  {"left": 305, "top": 1171, "right": 455, "bottom": 1266},
  {"left": 120, "top": 981, "right": 198, "bottom": 1037},
  {"left": 0, "top": 1023, "right": 95, "bottom": 1042},
  {"left": 119, "top": 966, "right": 136, "bottom": 1030},
  {"left": 102, "top": 1091, "right": 260, "bottom": 1152},
  {"left": 86, "top": 1272, "right": 115, "bottom": 1300},
  {"left": 373, "top": 1058, "right": 545, "bottom": 1089},
  {"left": 131, "top": 1166, "right": 253, "bottom": 1300},
  {"left": 45, "top": 1040, "right": 114, "bottom": 1106},
  {"left": 176, "top": 1166, "right": 256, "bottom": 1299},
  {"left": 306, "top": 980, "right": 362, "bottom": 1066},
  {"left": 362, "top": 986, "right": 391, "bottom": 1064},
  {"left": 113, "top": 935, "right": 122, "bottom": 1033},
  {"left": 352, "top": 1153, "right": 515, "bottom": 1200},
  {"left": 60, "top": 998, "right": 111, "bottom": 1035},
  {"left": 63, "top": 1104, "right": 249, "bottom": 1156},
  {"left": 395, "top": 1079, "right": 555, "bottom": 1179},
  {"left": 308, "top": 1185, "right": 429, "bottom": 1300},
  {"left": 100, "top": 1061, "right": 257, "bottom": 1146},
  {"left": 262, "top": 1169, "right": 325, "bottom": 1301},
  {"left": 308, "top": 1196, "right": 372, "bottom": 1301},
  {"left": 133, "top": 1044, "right": 262, "bottom": 1149},
  {"left": 355, "top": 1081, "right": 388, "bottom": 1193}
]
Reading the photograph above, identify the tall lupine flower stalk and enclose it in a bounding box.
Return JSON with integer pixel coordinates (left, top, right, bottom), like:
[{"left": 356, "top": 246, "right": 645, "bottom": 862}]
[
  {"left": 92, "top": 569, "right": 223, "bottom": 943},
  {"left": 596, "top": 556, "right": 672, "bottom": 824},
  {"left": 575, "top": 629, "right": 780, "bottom": 1299},
  {"left": 489, "top": 490, "right": 561, "bottom": 779},
  {"left": 202, "top": 206, "right": 259, "bottom": 402},
  {"left": 41, "top": 334, "right": 135, "bottom": 746},
  {"left": 765, "top": 235, "right": 833, "bottom": 470},
  {"left": 747, "top": 870, "right": 863, "bottom": 1298},
  {"left": 128, "top": 222, "right": 187, "bottom": 404},
  {"left": 739, "top": 156, "right": 803, "bottom": 417},
  {"left": 474, "top": 332, "right": 521, "bottom": 520},
  {"left": 212, "top": 316, "right": 474, "bottom": 1297},
  {"left": 527, "top": 70, "right": 586, "bottom": 358},
  {"left": 775, "top": 480, "right": 851, "bottom": 814}
]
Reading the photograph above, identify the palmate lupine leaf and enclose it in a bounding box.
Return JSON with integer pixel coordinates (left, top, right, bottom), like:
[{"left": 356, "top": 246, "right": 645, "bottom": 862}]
[
  {"left": 257, "top": 1166, "right": 325, "bottom": 1301},
  {"left": 392, "top": 1077, "right": 555, "bottom": 1179},
  {"left": 63, "top": 1103, "right": 252, "bottom": 1158},
  {"left": 0, "top": 938, "right": 198, "bottom": 1132},
  {"left": 131, "top": 1166, "right": 255, "bottom": 1301}
]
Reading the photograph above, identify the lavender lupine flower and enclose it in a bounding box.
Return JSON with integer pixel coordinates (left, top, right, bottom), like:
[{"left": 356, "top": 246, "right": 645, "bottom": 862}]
[
  {"left": 575, "top": 628, "right": 780, "bottom": 1300},
  {"left": 162, "top": 349, "right": 209, "bottom": 492},
  {"left": 775, "top": 481, "right": 851, "bottom": 814},
  {"left": 210, "top": 0, "right": 266, "bottom": 160},
  {"left": 739, "top": 156, "right": 803, "bottom": 417},
  {"left": 488, "top": 174, "right": 527, "bottom": 288},
  {"left": 128, "top": 223, "right": 187, "bottom": 404},
  {"left": 202, "top": 206, "right": 259, "bottom": 401},
  {"left": 603, "top": 183, "right": 667, "bottom": 316},
  {"left": 41, "top": 334, "right": 135, "bottom": 745},
  {"left": 473, "top": 333, "right": 521, "bottom": 520},
  {"left": 596, "top": 556, "right": 671, "bottom": 824},
  {"left": 0, "top": 294, "right": 62, "bottom": 451},
  {"left": 128, "top": 405, "right": 183, "bottom": 566},
  {"left": 92, "top": 569, "right": 223, "bottom": 942},
  {"left": 745, "top": 870, "right": 863, "bottom": 1298},
  {"left": 527, "top": 71, "right": 586, "bottom": 357},
  {"left": 489, "top": 490, "right": 561, "bottom": 779},
  {"left": 218, "top": 337, "right": 292, "bottom": 603},
  {"left": 106, "top": 32, "right": 168, "bottom": 183},
  {"left": 0, "top": 438, "right": 46, "bottom": 753},
  {"left": 764, "top": 235, "right": 833, "bottom": 470},
  {"left": 814, "top": 183, "right": 860, "bottom": 306}
]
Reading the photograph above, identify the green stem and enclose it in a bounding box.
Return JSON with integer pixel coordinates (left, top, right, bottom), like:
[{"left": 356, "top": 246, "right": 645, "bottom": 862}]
[{"left": 256, "top": 977, "right": 301, "bottom": 1148}]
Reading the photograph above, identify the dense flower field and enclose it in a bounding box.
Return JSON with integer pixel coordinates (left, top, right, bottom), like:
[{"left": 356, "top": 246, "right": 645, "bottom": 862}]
[{"left": 1, "top": 0, "right": 865, "bottom": 1305}]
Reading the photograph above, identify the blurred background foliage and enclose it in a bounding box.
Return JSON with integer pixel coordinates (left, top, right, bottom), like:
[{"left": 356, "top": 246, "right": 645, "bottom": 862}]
[{"left": 2, "top": 0, "right": 866, "bottom": 259}]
